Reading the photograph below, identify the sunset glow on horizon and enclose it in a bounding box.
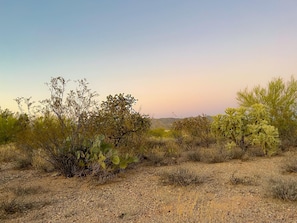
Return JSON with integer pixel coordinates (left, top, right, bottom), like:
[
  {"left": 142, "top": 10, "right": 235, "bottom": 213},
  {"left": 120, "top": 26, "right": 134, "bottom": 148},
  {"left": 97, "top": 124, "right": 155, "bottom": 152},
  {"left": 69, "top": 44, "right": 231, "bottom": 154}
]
[{"left": 1, "top": 1, "right": 297, "bottom": 118}]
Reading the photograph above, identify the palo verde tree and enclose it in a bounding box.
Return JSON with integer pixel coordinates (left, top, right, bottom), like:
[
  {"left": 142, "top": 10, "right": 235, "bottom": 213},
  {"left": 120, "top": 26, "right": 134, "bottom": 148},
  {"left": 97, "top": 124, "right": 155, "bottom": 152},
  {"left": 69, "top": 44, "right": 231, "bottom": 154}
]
[
  {"left": 237, "top": 76, "right": 297, "bottom": 146},
  {"left": 172, "top": 115, "right": 214, "bottom": 148},
  {"left": 95, "top": 93, "right": 151, "bottom": 153},
  {"left": 211, "top": 104, "right": 280, "bottom": 156}
]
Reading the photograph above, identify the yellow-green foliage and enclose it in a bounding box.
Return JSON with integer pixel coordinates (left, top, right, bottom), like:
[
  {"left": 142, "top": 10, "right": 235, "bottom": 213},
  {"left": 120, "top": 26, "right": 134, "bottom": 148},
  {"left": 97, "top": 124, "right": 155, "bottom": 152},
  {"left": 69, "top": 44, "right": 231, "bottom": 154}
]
[
  {"left": 0, "top": 108, "right": 22, "bottom": 144},
  {"left": 237, "top": 76, "right": 297, "bottom": 144},
  {"left": 211, "top": 104, "right": 280, "bottom": 155},
  {"left": 149, "top": 128, "right": 173, "bottom": 138}
]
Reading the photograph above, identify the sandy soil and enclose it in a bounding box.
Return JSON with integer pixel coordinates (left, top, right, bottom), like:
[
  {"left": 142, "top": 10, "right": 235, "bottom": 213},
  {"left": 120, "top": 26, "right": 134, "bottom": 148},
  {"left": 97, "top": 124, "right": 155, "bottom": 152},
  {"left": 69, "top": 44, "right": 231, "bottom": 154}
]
[{"left": 1, "top": 154, "right": 297, "bottom": 223}]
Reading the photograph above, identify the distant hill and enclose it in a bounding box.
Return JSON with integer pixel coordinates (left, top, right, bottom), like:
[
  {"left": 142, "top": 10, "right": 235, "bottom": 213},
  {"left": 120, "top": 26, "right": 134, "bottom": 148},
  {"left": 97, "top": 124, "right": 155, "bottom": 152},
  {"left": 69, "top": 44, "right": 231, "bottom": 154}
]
[
  {"left": 150, "top": 118, "right": 180, "bottom": 129},
  {"left": 150, "top": 116, "right": 213, "bottom": 129}
]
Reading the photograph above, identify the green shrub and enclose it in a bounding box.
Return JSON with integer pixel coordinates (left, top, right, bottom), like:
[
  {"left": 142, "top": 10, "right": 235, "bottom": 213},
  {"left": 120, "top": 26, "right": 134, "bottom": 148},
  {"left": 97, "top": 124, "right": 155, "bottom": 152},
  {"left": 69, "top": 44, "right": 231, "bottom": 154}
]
[
  {"left": 172, "top": 115, "right": 215, "bottom": 149},
  {"left": 94, "top": 93, "right": 151, "bottom": 152},
  {"left": 15, "top": 77, "right": 140, "bottom": 179},
  {"left": 0, "top": 109, "right": 20, "bottom": 144}
]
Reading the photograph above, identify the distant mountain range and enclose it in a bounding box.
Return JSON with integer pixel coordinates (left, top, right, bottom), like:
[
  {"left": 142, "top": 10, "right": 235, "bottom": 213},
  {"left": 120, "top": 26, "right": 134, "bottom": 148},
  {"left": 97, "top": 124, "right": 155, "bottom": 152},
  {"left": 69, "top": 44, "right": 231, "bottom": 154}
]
[{"left": 150, "top": 116, "right": 213, "bottom": 129}]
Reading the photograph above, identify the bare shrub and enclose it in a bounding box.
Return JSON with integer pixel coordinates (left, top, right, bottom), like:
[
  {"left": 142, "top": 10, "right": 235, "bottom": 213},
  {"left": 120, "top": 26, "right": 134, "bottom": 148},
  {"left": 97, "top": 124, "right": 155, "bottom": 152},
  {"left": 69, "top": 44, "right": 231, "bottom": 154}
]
[
  {"left": 0, "top": 199, "right": 51, "bottom": 219},
  {"left": 0, "top": 144, "right": 19, "bottom": 163},
  {"left": 229, "top": 173, "right": 258, "bottom": 186},
  {"left": 199, "top": 146, "right": 231, "bottom": 163},
  {"left": 0, "top": 186, "right": 50, "bottom": 220},
  {"left": 14, "top": 156, "right": 32, "bottom": 169},
  {"left": 160, "top": 168, "right": 208, "bottom": 186},
  {"left": 268, "top": 177, "right": 297, "bottom": 201},
  {"left": 145, "top": 138, "right": 181, "bottom": 166},
  {"left": 187, "top": 150, "right": 202, "bottom": 162},
  {"left": 281, "top": 154, "right": 297, "bottom": 173}
]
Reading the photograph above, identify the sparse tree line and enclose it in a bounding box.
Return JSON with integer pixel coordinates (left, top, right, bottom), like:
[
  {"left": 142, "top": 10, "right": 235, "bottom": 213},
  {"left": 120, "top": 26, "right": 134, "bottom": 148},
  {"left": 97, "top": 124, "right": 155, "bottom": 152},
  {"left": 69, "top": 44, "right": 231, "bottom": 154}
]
[{"left": 1, "top": 76, "right": 297, "bottom": 178}]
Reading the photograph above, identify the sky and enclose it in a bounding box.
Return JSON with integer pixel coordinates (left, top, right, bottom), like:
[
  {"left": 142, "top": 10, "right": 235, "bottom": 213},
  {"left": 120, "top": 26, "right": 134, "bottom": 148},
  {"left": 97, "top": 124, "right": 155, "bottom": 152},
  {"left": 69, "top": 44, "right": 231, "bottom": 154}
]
[{"left": 1, "top": 0, "right": 297, "bottom": 118}]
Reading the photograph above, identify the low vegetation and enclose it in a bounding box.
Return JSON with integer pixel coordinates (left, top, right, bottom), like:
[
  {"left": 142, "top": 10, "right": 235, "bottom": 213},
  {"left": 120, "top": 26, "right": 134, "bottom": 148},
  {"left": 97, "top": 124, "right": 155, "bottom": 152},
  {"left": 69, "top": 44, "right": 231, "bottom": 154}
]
[
  {"left": 281, "top": 153, "right": 297, "bottom": 173},
  {"left": 160, "top": 168, "right": 209, "bottom": 186},
  {"left": 1, "top": 76, "right": 297, "bottom": 223},
  {"left": 229, "top": 172, "right": 258, "bottom": 186},
  {"left": 0, "top": 185, "right": 50, "bottom": 220},
  {"left": 268, "top": 177, "right": 297, "bottom": 201}
]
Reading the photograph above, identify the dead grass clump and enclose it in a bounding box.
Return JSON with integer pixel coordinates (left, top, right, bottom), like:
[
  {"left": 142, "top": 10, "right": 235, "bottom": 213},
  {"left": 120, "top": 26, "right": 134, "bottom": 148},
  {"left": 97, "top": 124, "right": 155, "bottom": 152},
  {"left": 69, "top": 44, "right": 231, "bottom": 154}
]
[
  {"left": 268, "top": 177, "right": 297, "bottom": 201},
  {"left": 145, "top": 140, "right": 181, "bottom": 166},
  {"left": 0, "top": 199, "right": 51, "bottom": 219},
  {"left": 229, "top": 173, "right": 258, "bottom": 186},
  {"left": 187, "top": 146, "right": 231, "bottom": 163},
  {"left": 15, "top": 157, "right": 32, "bottom": 169},
  {"left": 187, "top": 150, "right": 202, "bottom": 162},
  {"left": 0, "top": 199, "right": 35, "bottom": 215},
  {"left": 281, "top": 154, "right": 297, "bottom": 173},
  {"left": 0, "top": 185, "right": 50, "bottom": 220},
  {"left": 0, "top": 144, "right": 20, "bottom": 163},
  {"left": 31, "top": 150, "right": 54, "bottom": 172},
  {"left": 160, "top": 168, "right": 208, "bottom": 186},
  {"left": 10, "top": 186, "right": 46, "bottom": 196},
  {"left": 199, "top": 146, "right": 231, "bottom": 163}
]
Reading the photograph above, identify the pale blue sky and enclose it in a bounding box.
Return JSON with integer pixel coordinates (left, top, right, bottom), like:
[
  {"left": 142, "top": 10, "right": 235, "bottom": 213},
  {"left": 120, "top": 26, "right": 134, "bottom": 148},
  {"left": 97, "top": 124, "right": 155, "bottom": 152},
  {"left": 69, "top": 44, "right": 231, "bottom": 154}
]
[{"left": 1, "top": 0, "right": 296, "bottom": 118}]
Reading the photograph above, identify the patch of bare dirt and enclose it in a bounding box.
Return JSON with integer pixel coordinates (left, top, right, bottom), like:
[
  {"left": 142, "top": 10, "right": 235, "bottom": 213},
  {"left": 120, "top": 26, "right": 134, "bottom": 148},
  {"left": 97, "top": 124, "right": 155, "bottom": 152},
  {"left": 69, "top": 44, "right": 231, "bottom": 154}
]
[{"left": 1, "top": 154, "right": 297, "bottom": 223}]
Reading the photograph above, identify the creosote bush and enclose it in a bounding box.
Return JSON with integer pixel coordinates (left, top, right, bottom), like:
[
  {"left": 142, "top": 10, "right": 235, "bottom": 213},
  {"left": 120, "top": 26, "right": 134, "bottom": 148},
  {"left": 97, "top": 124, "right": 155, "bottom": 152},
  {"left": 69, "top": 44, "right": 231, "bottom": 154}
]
[
  {"left": 15, "top": 77, "right": 146, "bottom": 178},
  {"left": 172, "top": 115, "right": 214, "bottom": 149}
]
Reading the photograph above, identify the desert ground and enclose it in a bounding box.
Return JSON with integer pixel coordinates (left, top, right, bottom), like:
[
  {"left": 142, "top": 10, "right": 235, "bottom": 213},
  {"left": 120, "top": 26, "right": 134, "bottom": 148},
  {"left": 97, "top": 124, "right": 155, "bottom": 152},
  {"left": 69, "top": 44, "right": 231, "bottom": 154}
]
[{"left": 1, "top": 149, "right": 297, "bottom": 223}]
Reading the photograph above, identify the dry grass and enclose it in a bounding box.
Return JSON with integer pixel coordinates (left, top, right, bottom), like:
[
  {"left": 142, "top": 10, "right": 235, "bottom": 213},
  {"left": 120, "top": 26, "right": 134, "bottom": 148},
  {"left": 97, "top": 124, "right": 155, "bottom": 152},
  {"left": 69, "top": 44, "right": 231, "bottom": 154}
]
[
  {"left": 188, "top": 146, "right": 231, "bottom": 163},
  {"left": 0, "top": 144, "right": 20, "bottom": 163},
  {"left": 160, "top": 167, "right": 209, "bottom": 186},
  {"left": 1, "top": 148, "right": 297, "bottom": 222},
  {"left": 229, "top": 172, "right": 258, "bottom": 186},
  {"left": 281, "top": 152, "right": 297, "bottom": 173},
  {"left": 0, "top": 185, "right": 51, "bottom": 220},
  {"left": 268, "top": 177, "right": 297, "bottom": 201}
]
